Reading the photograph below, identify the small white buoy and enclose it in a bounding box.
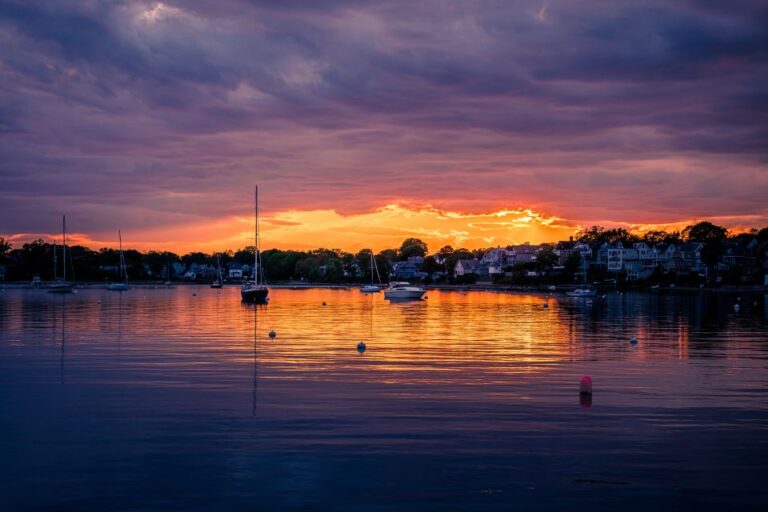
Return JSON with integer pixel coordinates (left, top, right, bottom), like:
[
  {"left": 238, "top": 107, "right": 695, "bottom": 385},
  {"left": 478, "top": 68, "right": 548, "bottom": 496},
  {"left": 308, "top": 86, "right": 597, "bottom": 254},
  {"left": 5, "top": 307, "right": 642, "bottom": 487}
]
[
  {"left": 734, "top": 304, "right": 740, "bottom": 312},
  {"left": 737, "top": 296, "right": 741, "bottom": 302},
  {"left": 630, "top": 336, "right": 638, "bottom": 345},
  {"left": 268, "top": 330, "right": 276, "bottom": 339},
  {"left": 579, "top": 375, "right": 592, "bottom": 395},
  {"left": 357, "top": 341, "right": 366, "bottom": 353}
]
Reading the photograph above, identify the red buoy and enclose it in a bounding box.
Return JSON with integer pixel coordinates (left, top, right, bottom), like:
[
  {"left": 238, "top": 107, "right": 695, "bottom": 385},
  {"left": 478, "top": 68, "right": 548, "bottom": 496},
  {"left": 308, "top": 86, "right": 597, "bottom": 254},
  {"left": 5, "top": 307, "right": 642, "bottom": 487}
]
[{"left": 579, "top": 375, "right": 593, "bottom": 395}]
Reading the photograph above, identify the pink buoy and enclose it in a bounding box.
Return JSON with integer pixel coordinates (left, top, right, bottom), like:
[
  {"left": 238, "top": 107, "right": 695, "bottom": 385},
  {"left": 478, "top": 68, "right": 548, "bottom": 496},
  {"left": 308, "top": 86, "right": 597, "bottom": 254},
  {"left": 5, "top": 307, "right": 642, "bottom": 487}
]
[{"left": 579, "top": 375, "right": 593, "bottom": 395}]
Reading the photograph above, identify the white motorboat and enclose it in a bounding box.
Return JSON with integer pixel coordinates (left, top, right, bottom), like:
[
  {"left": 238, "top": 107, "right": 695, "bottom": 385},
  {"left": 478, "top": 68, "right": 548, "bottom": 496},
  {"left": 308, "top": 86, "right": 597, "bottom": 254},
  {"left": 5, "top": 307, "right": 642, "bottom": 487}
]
[
  {"left": 384, "top": 281, "right": 425, "bottom": 300},
  {"left": 360, "top": 284, "right": 382, "bottom": 293},
  {"left": 567, "top": 288, "right": 596, "bottom": 297}
]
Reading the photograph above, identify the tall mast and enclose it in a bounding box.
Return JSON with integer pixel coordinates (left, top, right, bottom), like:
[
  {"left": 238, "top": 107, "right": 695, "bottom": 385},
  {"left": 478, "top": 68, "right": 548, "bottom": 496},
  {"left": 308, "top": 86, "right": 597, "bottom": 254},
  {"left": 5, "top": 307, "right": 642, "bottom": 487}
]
[
  {"left": 53, "top": 240, "right": 57, "bottom": 281},
  {"left": 118, "top": 230, "right": 124, "bottom": 281},
  {"left": 62, "top": 215, "right": 67, "bottom": 282},
  {"left": 254, "top": 185, "right": 259, "bottom": 284}
]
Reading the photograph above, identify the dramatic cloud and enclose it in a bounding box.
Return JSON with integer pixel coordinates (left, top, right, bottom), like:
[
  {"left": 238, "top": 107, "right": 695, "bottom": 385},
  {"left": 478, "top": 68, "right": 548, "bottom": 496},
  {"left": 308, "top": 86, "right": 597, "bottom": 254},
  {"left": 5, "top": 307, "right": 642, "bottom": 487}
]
[{"left": 1, "top": 0, "right": 767, "bottom": 250}]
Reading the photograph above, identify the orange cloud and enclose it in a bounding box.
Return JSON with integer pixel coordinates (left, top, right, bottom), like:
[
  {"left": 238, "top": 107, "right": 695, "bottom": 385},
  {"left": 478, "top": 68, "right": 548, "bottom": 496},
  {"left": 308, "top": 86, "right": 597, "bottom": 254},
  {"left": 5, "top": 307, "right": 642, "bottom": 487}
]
[{"left": 4, "top": 204, "right": 765, "bottom": 255}]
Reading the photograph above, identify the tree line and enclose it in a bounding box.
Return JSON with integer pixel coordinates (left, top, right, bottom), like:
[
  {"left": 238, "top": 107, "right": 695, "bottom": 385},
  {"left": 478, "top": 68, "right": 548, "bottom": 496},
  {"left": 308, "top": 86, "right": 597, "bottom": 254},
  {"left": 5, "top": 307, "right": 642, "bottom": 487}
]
[{"left": 1, "top": 222, "right": 766, "bottom": 284}]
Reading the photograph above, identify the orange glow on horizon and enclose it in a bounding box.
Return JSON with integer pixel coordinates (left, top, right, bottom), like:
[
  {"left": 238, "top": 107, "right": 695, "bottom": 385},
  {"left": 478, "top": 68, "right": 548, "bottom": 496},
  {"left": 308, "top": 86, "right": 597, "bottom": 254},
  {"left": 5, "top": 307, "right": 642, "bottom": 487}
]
[{"left": 2, "top": 203, "right": 764, "bottom": 255}]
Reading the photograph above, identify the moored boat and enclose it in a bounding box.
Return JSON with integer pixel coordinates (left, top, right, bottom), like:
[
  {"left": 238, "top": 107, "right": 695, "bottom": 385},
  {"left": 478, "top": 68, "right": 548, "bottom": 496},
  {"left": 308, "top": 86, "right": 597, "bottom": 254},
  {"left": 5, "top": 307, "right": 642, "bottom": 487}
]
[
  {"left": 567, "top": 288, "right": 596, "bottom": 297},
  {"left": 384, "top": 281, "right": 426, "bottom": 300},
  {"left": 241, "top": 186, "right": 269, "bottom": 304},
  {"left": 48, "top": 215, "right": 73, "bottom": 294},
  {"left": 107, "top": 230, "right": 129, "bottom": 291},
  {"left": 211, "top": 255, "right": 224, "bottom": 288},
  {"left": 360, "top": 251, "right": 384, "bottom": 293}
]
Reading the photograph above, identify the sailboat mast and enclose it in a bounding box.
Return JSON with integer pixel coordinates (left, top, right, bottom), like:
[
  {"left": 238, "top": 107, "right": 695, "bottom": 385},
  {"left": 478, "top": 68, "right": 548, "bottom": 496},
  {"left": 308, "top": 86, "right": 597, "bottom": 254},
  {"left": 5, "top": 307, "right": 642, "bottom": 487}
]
[
  {"left": 62, "top": 215, "right": 67, "bottom": 282},
  {"left": 53, "top": 240, "right": 57, "bottom": 281},
  {"left": 254, "top": 185, "right": 259, "bottom": 285},
  {"left": 118, "top": 230, "right": 124, "bottom": 281}
]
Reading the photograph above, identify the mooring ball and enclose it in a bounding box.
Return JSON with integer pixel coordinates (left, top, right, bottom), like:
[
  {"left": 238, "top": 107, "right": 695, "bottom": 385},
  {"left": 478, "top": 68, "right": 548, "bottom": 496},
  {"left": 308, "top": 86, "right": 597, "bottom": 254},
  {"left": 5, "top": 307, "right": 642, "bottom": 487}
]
[
  {"left": 357, "top": 341, "right": 366, "bottom": 353},
  {"left": 268, "top": 330, "right": 276, "bottom": 339},
  {"left": 579, "top": 375, "right": 593, "bottom": 395},
  {"left": 630, "top": 336, "right": 638, "bottom": 344}
]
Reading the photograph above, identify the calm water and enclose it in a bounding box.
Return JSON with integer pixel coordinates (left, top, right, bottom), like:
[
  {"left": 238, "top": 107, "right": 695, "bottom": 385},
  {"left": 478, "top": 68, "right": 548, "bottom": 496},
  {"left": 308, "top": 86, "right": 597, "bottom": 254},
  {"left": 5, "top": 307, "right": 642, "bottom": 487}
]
[{"left": 1, "top": 287, "right": 767, "bottom": 510}]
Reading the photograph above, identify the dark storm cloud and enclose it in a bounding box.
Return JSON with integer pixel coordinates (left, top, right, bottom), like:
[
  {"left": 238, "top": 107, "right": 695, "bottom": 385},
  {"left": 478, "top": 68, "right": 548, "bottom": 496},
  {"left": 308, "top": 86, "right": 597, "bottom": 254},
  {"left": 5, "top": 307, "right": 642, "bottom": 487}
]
[{"left": 0, "top": 0, "right": 767, "bottom": 239}]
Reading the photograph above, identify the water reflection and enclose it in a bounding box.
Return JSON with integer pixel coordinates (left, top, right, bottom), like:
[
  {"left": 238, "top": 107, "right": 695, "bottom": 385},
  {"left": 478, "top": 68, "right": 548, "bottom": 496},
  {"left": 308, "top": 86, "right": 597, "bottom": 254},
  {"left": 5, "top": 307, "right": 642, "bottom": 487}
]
[{"left": 0, "top": 287, "right": 767, "bottom": 510}]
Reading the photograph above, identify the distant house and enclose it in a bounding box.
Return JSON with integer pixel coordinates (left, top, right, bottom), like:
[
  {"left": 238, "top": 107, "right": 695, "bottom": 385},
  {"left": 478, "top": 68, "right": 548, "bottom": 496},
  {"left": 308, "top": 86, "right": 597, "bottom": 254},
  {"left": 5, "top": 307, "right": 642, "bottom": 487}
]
[
  {"left": 392, "top": 256, "right": 426, "bottom": 280},
  {"left": 454, "top": 259, "right": 489, "bottom": 277},
  {"left": 99, "top": 264, "right": 119, "bottom": 274},
  {"left": 228, "top": 262, "right": 243, "bottom": 279},
  {"left": 507, "top": 243, "right": 542, "bottom": 265},
  {"left": 554, "top": 240, "right": 576, "bottom": 265},
  {"left": 482, "top": 248, "right": 511, "bottom": 275},
  {"left": 678, "top": 242, "right": 706, "bottom": 274}
]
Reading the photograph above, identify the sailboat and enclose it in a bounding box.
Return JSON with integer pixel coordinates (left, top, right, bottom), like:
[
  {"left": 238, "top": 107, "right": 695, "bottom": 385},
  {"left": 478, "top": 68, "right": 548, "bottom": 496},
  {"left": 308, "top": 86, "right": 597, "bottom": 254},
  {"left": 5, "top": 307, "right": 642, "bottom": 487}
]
[
  {"left": 48, "top": 215, "right": 73, "bottom": 293},
  {"left": 164, "top": 254, "right": 173, "bottom": 286},
  {"left": 211, "top": 254, "right": 224, "bottom": 288},
  {"left": 107, "top": 230, "right": 129, "bottom": 291},
  {"left": 241, "top": 186, "right": 269, "bottom": 304},
  {"left": 360, "top": 251, "right": 383, "bottom": 293}
]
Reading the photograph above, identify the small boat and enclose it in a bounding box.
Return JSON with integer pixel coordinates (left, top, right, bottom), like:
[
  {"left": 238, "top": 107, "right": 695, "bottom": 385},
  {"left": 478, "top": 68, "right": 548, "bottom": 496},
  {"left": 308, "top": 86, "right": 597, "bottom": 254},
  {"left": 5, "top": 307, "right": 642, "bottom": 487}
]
[
  {"left": 360, "top": 252, "right": 384, "bottom": 293},
  {"left": 211, "top": 255, "right": 224, "bottom": 288},
  {"left": 48, "top": 215, "right": 73, "bottom": 294},
  {"left": 384, "top": 281, "right": 426, "bottom": 300},
  {"left": 241, "top": 186, "right": 269, "bottom": 304},
  {"left": 567, "top": 288, "right": 596, "bottom": 297},
  {"left": 107, "top": 230, "right": 129, "bottom": 291}
]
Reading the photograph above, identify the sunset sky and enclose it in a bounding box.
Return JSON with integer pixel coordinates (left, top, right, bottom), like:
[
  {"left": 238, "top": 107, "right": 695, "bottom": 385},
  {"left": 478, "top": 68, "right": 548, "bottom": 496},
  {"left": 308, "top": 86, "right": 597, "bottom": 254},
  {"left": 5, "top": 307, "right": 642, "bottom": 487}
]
[{"left": 1, "top": 1, "right": 767, "bottom": 253}]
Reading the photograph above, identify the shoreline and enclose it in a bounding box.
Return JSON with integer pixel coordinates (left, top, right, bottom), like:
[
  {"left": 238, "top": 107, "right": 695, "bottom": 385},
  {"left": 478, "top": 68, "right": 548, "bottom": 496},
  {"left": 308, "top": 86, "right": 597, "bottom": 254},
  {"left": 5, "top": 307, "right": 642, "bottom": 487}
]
[{"left": 2, "top": 281, "right": 765, "bottom": 295}]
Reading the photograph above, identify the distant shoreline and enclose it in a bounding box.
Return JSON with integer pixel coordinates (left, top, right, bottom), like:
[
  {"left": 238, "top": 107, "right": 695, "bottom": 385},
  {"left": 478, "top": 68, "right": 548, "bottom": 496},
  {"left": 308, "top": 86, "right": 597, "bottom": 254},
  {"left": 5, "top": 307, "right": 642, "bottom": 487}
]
[{"left": 2, "top": 281, "right": 765, "bottom": 295}]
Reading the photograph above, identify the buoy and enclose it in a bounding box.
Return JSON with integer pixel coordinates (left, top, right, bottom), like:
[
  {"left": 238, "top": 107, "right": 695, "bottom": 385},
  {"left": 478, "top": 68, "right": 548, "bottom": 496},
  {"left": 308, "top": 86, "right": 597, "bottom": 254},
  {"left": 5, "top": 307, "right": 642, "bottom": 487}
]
[
  {"left": 322, "top": 302, "right": 327, "bottom": 306},
  {"left": 268, "top": 330, "right": 276, "bottom": 339},
  {"left": 579, "top": 375, "right": 593, "bottom": 395},
  {"left": 630, "top": 336, "right": 638, "bottom": 345},
  {"left": 543, "top": 303, "right": 549, "bottom": 309},
  {"left": 192, "top": 292, "right": 197, "bottom": 296},
  {"left": 357, "top": 341, "right": 366, "bottom": 353},
  {"left": 737, "top": 296, "right": 741, "bottom": 302},
  {"left": 734, "top": 304, "right": 740, "bottom": 312}
]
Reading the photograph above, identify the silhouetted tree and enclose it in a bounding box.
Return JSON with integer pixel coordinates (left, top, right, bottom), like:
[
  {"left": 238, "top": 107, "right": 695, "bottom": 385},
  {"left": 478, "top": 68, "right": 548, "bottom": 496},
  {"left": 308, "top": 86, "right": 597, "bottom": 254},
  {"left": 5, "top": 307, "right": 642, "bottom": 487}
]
[{"left": 399, "top": 238, "right": 428, "bottom": 259}]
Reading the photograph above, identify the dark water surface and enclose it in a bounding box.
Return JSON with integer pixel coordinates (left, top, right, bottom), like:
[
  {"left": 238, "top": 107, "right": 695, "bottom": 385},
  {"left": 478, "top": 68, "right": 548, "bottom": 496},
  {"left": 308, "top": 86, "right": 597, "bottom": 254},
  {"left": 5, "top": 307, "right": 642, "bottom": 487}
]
[{"left": 1, "top": 287, "right": 767, "bottom": 510}]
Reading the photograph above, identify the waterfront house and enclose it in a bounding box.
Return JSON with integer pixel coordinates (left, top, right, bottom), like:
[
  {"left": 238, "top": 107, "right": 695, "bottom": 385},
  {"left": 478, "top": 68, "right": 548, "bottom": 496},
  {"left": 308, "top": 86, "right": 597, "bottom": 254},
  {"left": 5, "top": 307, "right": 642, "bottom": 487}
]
[
  {"left": 482, "top": 248, "right": 511, "bottom": 275},
  {"left": 228, "top": 262, "right": 243, "bottom": 279},
  {"left": 454, "top": 259, "right": 489, "bottom": 277},
  {"left": 678, "top": 242, "right": 706, "bottom": 274},
  {"left": 392, "top": 256, "right": 426, "bottom": 280}
]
